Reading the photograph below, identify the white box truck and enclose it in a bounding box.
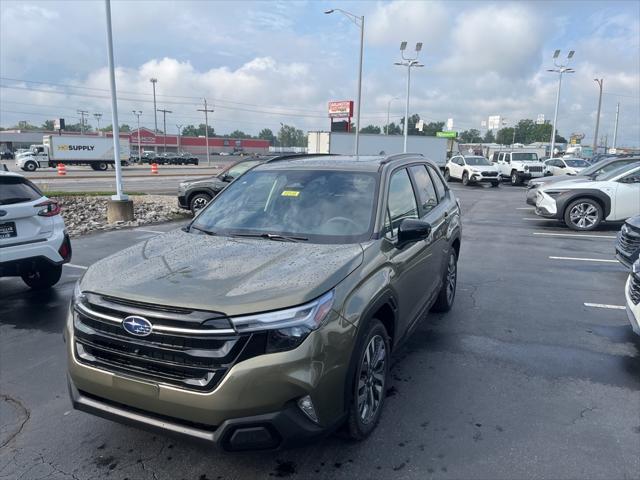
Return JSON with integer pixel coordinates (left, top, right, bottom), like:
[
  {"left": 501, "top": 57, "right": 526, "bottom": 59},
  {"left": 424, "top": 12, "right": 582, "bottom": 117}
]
[{"left": 15, "top": 135, "right": 130, "bottom": 172}]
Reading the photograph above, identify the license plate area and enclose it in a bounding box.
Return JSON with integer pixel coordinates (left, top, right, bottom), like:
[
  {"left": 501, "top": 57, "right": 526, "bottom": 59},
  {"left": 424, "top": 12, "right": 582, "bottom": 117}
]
[{"left": 0, "top": 221, "right": 17, "bottom": 239}]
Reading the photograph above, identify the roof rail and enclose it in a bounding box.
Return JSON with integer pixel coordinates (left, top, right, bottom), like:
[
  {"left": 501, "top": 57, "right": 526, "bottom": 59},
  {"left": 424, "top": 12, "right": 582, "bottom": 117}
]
[
  {"left": 380, "top": 152, "right": 424, "bottom": 164},
  {"left": 265, "top": 153, "right": 336, "bottom": 163}
]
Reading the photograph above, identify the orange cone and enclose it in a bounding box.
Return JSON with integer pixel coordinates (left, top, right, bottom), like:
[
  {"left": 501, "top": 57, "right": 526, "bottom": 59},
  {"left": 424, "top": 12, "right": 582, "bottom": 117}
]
[
  {"left": 151, "top": 163, "right": 158, "bottom": 174},
  {"left": 57, "top": 163, "right": 66, "bottom": 176}
]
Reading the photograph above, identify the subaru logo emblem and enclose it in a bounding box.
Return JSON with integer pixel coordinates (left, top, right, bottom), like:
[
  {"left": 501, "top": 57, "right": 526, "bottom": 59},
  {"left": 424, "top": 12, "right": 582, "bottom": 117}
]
[
  {"left": 0, "top": 210, "right": 6, "bottom": 217},
  {"left": 122, "top": 316, "right": 153, "bottom": 337}
]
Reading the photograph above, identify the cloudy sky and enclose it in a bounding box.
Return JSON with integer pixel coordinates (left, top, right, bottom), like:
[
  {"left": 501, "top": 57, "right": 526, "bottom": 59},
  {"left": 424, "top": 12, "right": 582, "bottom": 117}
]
[{"left": 1, "top": 0, "right": 638, "bottom": 146}]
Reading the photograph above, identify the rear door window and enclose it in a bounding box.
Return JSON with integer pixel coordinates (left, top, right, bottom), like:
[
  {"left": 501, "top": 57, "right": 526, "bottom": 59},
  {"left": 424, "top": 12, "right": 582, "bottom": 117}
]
[
  {"left": 0, "top": 176, "right": 43, "bottom": 205},
  {"left": 409, "top": 165, "right": 438, "bottom": 214},
  {"left": 427, "top": 166, "right": 447, "bottom": 201}
]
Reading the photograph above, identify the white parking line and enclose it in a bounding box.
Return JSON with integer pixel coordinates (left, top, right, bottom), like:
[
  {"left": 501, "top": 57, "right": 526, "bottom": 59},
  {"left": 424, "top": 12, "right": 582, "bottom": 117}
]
[
  {"left": 523, "top": 217, "right": 553, "bottom": 221},
  {"left": 63, "top": 263, "right": 88, "bottom": 270},
  {"left": 516, "top": 207, "right": 534, "bottom": 210},
  {"left": 533, "top": 232, "right": 617, "bottom": 239},
  {"left": 584, "top": 303, "right": 626, "bottom": 310},
  {"left": 549, "top": 256, "right": 618, "bottom": 263},
  {"left": 135, "top": 228, "right": 165, "bottom": 234}
]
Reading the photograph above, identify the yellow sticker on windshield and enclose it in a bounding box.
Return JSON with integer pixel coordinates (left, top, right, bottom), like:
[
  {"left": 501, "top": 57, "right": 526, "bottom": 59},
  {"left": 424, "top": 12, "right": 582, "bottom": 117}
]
[{"left": 281, "top": 190, "right": 300, "bottom": 197}]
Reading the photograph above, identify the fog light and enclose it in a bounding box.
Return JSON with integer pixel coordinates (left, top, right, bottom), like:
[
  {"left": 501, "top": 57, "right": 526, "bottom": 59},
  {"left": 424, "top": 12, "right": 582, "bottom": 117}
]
[{"left": 297, "top": 395, "right": 318, "bottom": 423}]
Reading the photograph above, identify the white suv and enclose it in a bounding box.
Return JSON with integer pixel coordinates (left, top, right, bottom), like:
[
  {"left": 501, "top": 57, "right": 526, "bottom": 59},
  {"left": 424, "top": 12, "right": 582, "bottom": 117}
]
[
  {"left": 543, "top": 157, "right": 590, "bottom": 176},
  {"left": 444, "top": 155, "right": 500, "bottom": 187},
  {"left": 0, "top": 171, "right": 71, "bottom": 288},
  {"left": 536, "top": 162, "right": 640, "bottom": 231}
]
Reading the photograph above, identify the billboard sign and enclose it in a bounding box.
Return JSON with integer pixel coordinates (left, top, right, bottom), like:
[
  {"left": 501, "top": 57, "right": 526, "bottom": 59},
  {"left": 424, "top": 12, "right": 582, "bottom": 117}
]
[
  {"left": 328, "top": 100, "right": 354, "bottom": 118},
  {"left": 446, "top": 118, "right": 454, "bottom": 131},
  {"left": 536, "top": 114, "right": 545, "bottom": 125},
  {"left": 53, "top": 118, "right": 65, "bottom": 130},
  {"left": 487, "top": 115, "right": 502, "bottom": 130}
]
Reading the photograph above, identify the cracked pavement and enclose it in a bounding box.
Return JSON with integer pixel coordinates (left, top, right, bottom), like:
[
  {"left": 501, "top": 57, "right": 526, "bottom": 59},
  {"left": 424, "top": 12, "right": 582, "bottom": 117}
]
[{"left": 1, "top": 184, "right": 639, "bottom": 479}]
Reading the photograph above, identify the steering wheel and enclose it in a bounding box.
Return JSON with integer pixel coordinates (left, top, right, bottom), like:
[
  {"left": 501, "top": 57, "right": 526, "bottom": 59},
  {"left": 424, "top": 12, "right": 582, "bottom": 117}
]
[{"left": 324, "top": 216, "right": 359, "bottom": 231}]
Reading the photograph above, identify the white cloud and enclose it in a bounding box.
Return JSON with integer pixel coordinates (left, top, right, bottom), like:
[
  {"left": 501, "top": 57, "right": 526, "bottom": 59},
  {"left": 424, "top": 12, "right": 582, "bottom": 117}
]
[{"left": 367, "top": 0, "right": 448, "bottom": 46}]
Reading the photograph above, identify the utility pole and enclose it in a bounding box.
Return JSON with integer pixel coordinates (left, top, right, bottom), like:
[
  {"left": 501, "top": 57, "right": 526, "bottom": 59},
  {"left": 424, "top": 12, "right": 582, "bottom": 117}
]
[
  {"left": 157, "top": 109, "right": 171, "bottom": 153},
  {"left": 197, "top": 98, "right": 215, "bottom": 166},
  {"left": 93, "top": 113, "right": 102, "bottom": 132},
  {"left": 77, "top": 110, "right": 89, "bottom": 135},
  {"left": 176, "top": 124, "right": 183, "bottom": 152},
  {"left": 132, "top": 110, "right": 142, "bottom": 162},
  {"left": 547, "top": 49, "right": 575, "bottom": 158},
  {"left": 593, "top": 78, "right": 603, "bottom": 154},
  {"left": 612, "top": 102, "right": 620, "bottom": 150}
]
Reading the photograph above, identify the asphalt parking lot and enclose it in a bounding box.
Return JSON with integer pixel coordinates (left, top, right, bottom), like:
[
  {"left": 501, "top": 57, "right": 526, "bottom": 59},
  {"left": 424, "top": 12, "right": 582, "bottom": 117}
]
[{"left": 1, "top": 183, "right": 638, "bottom": 480}]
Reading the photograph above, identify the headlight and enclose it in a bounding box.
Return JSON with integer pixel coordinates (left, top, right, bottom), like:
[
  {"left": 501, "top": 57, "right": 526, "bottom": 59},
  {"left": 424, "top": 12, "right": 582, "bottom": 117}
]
[
  {"left": 524, "top": 165, "right": 529, "bottom": 171},
  {"left": 73, "top": 280, "right": 86, "bottom": 306},
  {"left": 544, "top": 190, "right": 567, "bottom": 198}
]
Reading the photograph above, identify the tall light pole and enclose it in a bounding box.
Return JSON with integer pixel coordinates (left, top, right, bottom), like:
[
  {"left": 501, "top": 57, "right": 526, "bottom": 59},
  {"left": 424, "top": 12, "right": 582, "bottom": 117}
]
[
  {"left": 593, "top": 78, "right": 603, "bottom": 154},
  {"left": 149, "top": 78, "right": 158, "bottom": 133},
  {"left": 93, "top": 113, "right": 102, "bottom": 132},
  {"left": 547, "top": 49, "right": 575, "bottom": 158},
  {"left": 104, "top": 0, "right": 126, "bottom": 202},
  {"left": 394, "top": 41, "right": 424, "bottom": 153},
  {"left": 386, "top": 96, "right": 400, "bottom": 135},
  {"left": 612, "top": 102, "right": 620, "bottom": 150},
  {"left": 157, "top": 109, "right": 171, "bottom": 152},
  {"left": 197, "top": 98, "right": 215, "bottom": 166},
  {"left": 77, "top": 110, "right": 88, "bottom": 135},
  {"left": 132, "top": 110, "right": 142, "bottom": 162},
  {"left": 176, "top": 124, "right": 183, "bottom": 152},
  {"left": 325, "top": 8, "right": 364, "bottom": 155}
]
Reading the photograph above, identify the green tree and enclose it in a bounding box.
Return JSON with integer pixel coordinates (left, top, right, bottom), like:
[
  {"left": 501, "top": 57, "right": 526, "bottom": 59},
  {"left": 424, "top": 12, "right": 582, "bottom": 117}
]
[
  {"left": 228, "top": 130, "right": 253, "bottom": 139},
  {"left": 11, "top": 121, "right": 40, "bottom": 131},
  {"left": 514, "top": 119, "right": 536, "bottom": 144},
  {"left": 483, "top": 130, "right": 495, "bottom": 143},
  {"left": 383, "top": 122, "right": 403, "bottom": 135},
  {"left": 458, "top": 129, "right": 482, "bottom": 143},
  {"left": 258, "top": 128, "right": 276, "bottom": 144},
  {"left": 64, "top": 122, "right": 92, "bottom": 133},
  {"left": 42, "top": 120, "right": 55, "bottom": 130},
  {"left": 360, "top": 125, "right": 381, "bottom": 134},
  {"left": 100, "top": 124, "right": 130, "bottom": 133},
  {"left": 182, "top": 124, "right": 215, "bottom": 137},
  {"left": 278, "top": 124, "right": 307, "bottom": 147},
  {"left": 496, "top": 127, "right": 515, "bottom": 145}
]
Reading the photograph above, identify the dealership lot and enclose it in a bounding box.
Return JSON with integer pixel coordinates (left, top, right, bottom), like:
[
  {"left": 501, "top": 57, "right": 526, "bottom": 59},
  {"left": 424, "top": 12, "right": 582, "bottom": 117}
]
[{"left": 1, "top": 185, "right": 638, "bottom": 480}]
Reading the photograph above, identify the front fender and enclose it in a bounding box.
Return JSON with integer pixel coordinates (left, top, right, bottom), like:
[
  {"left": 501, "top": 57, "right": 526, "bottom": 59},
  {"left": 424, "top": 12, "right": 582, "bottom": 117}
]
[{"left": 556, "top": 189, "right": 612, "bottom": 218}]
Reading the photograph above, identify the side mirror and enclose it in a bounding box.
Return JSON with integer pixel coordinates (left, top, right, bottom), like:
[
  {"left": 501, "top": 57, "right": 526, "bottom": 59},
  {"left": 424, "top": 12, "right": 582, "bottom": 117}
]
[
  {"left": 397, "top": 218, "right": 431, "bottom": 249},
  {"left": 222, "top": 174, "right": 233, "bottom": 182}
]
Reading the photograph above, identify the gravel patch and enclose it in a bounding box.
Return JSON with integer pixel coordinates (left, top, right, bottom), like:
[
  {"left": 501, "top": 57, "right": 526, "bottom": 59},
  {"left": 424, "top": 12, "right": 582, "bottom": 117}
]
[{"left": 53, "top": 195, "right": 191, "bottom": 237}]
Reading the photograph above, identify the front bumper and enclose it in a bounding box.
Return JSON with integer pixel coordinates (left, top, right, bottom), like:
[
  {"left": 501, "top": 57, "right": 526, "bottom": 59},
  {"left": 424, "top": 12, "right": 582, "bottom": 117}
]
[
  {"left": 66, "top": 309, "right": 356, "bottom": 450},
  {"left": 469, "top": 173, "right": 500, "bottom": 183},
  {"left": 526, "top": 187, "right": 539, "bottom": 206},
  {"left": 625, "top": 276, "right": 640, "bottom": 336},
  {"left": 177, "top": 194, "right": 189, "bottom": 209},
  {"left": 535, "top": 192, "right": 560, "bottom": 218}
]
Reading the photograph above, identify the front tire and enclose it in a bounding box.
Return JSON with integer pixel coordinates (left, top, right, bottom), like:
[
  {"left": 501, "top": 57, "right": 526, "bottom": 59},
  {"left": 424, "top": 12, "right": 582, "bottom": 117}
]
[
  {"left": 23, "top": 161, "right": 37, "bottom": 172},
  {"left": 431, "top": 249, "right": 458, "bottom": 312},
  {"left": 443, "top": 169, "right": 451, "bottom": 181},
  {"left": 189, "top": 192, "right": 212, "bottom": 215},
  {"left": 510, "top": 170, "right": 521, "bottom": 186},
  {"left": 21, "top": 263, "right": 62, "bottom": 290},
  {"left": 564, "top": 198, "right": 603, "bottom": 231},
  {"left": 462, "top": 171, "right": 470, "bottom": 186},
  {"left": 345, "top": 319, "right": 389, "bottom": 441}
]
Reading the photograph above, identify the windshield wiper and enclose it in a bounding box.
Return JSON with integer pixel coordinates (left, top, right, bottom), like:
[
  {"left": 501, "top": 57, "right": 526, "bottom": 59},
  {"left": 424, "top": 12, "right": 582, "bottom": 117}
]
[
  {"left": 231, "top": 232, "right": 308, "bottom": 242},
  {"left": 189, "top": 224, "right": 217, "bottom": 236},
  {"left": 0, "top": 197, "right": 33, "bottom": 205}
]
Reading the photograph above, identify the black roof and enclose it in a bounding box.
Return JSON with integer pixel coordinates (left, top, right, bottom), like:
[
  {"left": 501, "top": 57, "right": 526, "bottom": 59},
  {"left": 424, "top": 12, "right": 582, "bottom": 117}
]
[{"left": 258, "top": 153, "right": 426, "bottom": 172}]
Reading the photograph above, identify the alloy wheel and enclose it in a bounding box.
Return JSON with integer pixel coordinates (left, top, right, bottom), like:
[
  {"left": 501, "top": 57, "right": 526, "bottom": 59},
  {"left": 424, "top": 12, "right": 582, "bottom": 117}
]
[
  {"left": 357, "top": 334, "right": 386, "bottom": 425},
  {"left": 192, "top": 197, "right": 209, "bottom": 212},
  {"left": 569, "top": 202, "right": 599, "bottom": 229}
]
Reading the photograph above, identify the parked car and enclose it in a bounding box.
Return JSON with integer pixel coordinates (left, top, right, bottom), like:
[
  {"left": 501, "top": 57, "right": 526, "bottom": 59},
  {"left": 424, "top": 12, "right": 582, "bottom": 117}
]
[
  {"left": 67, "top": 153, "right": 461, "bottom": 451},
  {"left": 177, "top": 152, "right": 199, "bottom": 165},
  {"left": 535, "top": 162, "right": 640, "bottom": 231},
  {"left": 625, "top": 259, "right": 640, "bottom": 335},
  {"left": 492, "top": 151, "right": 545, "bottom": 185},
  {"left": 1, "top": 150, "right": 14, "bottom": 160},
  {"left": 543, "top": 158, "right": 590, "bottom": 176},
  {"left": 444, "top": 155, "right": 500, "bottom": 187},
  {"left": 526, "top": 156, "right": 640, "bottom": 206},
  {"left": 0, "top": 170, "right": 71, "bottom": 288},
  {"left": 178, "top": 157, "right": 264, "bottom": 213},
  {"left": 616, "top": 215, "right": 640, "bottom": 268}
]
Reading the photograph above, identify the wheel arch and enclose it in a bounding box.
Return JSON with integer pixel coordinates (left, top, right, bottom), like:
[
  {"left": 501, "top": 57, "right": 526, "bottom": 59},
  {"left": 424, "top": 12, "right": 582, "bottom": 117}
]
[{"left": 558, "top": 190, "right": 612, "bottom": 218}]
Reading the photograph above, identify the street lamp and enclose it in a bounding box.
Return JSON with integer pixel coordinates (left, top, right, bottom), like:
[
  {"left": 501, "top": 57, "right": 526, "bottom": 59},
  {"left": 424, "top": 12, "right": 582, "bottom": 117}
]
[
  {"left": 325, "top": 8, "right": 364, "bottom": 155},
  {"left": 386, "top": 96, "right": 400, "bottom": 135},
  {"left": 176, "top": 124, "right": 183, "bottom": 153},
  {"left": 149, "top": 78, "right": 158, "bottom": 134},
  {"left": 593, "top": 78, "right": 603, "bottom": 153},
  {"left": 132, "top": 110, "right": 142, "bottom": 162},
  {"left": 547, "top": 49, "right": 575, "bottom": 157},
  {"left": 93, "top": 113, "right": 102, "bottom": 132},
  {"left": 394, "top": 42, "right": 424, "bottom": 153}
]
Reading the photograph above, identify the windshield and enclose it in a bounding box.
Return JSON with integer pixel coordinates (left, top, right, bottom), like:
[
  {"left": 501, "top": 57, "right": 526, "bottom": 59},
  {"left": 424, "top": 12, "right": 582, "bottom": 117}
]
[
  {"left": 512, "top": 153, "right": 538, "bottom": 162},
  {"left": 223, "top": 160, "right": 261, "bottom": 179},
  {"left": 595, "top": 162, "right": 640, "bottom": 181},
  {"left": 193, "top": 169, "right": 378, "bottom": 243},
  {"left": 583, "top": 158, "right": 639, "bottom": 176},
  {"left": 564, "top": 159, "right": 589, "bottom": 168},
  {"left": 465, "top": 157, "right": 491, "bottom": 166}
]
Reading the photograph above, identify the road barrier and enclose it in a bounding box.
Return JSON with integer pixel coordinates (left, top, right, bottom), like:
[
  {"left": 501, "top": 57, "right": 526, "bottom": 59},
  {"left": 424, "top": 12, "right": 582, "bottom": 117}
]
[
  {"left": 150, "top": 163, "right": 158, "bottom": 174},
  {"left": 57, "top": 163, "right": 66, "bottom": 176}
]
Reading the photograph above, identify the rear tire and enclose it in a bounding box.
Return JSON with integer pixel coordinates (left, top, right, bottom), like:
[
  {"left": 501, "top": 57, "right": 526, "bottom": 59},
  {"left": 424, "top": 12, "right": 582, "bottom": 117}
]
[
  {"left": 95, "top": 162, "right": 108, "bottom": 171},
  {"left": 431, "top": 249, "right": 458, "bottom": 313},
  {"left": 21, "top": 263, "right": 62, "bottom": 290},
  {"left": 443, "top": 169, "right": 451, "bottom": 181},
  {"left": 345, "top": 318, "right": 389, "bottom": 441}
]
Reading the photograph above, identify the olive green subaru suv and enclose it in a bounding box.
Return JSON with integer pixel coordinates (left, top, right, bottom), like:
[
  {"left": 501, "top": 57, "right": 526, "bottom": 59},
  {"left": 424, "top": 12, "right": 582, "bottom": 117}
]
[{"left": 66, "top": 153, "right": 461, "bottom": 451}]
